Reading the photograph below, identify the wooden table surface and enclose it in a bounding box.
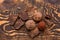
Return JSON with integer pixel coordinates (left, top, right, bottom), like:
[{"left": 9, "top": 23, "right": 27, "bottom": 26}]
[{"left": 0, "top": 0, "right": 60, "bottom": 40}]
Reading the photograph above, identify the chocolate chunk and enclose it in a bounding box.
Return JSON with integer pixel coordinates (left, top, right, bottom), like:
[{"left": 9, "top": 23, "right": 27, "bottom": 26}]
[
  {"left": 19, "top": 12, "right": 28, "bottom": 21},
  {"left": 28, "top": 27, "right": 40, "bottom": 38},
  {"left": 13, "top": 19, "right": 24, "bottom": 30},
  {"left": 8, "top": 14, "right": 18, "bottom": 25}
]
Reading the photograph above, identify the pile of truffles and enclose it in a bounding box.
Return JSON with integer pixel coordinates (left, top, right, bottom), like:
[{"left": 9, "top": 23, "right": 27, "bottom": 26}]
[{"left": 8, "top": 7, "right": 52, "bottom": 38}]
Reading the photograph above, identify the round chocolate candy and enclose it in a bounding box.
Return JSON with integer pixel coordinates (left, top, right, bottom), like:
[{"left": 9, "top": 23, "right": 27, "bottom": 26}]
[
  {"left": 38, "top": 21, "right": 46, "bottom": 31},
  {"left": 33, "top": 11, "right": 42, "bottom": 21},
  {"left": 25, "top": 20, "right": 36, "bottom": 30}
]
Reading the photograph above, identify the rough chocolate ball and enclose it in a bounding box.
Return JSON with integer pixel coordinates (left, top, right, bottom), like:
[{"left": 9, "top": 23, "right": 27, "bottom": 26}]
[
  {"left": 33, "top": 11, "right": 42, "bottom": 21},
  {"left": 25, "top": 20, "right": 36, "bottom": 30},
  {"left": 38, "top": 21, "right": 46, "bottom": 31}
]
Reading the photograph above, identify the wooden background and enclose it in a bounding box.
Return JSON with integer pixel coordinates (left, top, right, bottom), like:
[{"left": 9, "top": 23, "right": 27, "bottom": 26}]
[{"left": 0, "top": 0, "right": 60, "bottom": 40}]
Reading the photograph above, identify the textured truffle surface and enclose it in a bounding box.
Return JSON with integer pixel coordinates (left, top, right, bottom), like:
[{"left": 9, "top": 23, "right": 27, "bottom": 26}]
[
  {"left": 25, "top": 20, "right": 36, "bottom": 30},
  {"left": 33, "top": 11, "right": 42, "bottom": 21},
  {"left": 38, "top": 21, "right": 46, "bottom": 31}
]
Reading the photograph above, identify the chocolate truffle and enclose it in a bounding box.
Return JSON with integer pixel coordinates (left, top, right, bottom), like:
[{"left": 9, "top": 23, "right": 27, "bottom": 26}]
[
  {"left": 33, "top": 11, "right": 42, "bottom": 21},
  {"left": 25, "top": 20, "right": 36, "bottom": 30},
  {"left": 38, "top": 21, "right": 46, "bottom": 31}
]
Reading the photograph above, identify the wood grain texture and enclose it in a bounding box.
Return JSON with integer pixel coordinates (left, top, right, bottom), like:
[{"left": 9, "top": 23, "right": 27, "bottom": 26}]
[{"left": 0, "top": 0, "right": 60, "bottom": 40}]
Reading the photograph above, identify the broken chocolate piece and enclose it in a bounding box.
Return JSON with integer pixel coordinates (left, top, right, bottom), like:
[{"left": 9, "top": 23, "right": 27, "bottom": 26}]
[
  {"left": 8, "top": 14, "right": 18, "bottom": 25},
  {"left": 13, "top": 19, "right": 24, "bottom": 30},
  {"left": 28, "top": 27, "right": 40, "bottom": 38},
  {"left": 19, "top": 12, "right": 28, "bottom": 21}
]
